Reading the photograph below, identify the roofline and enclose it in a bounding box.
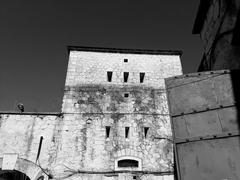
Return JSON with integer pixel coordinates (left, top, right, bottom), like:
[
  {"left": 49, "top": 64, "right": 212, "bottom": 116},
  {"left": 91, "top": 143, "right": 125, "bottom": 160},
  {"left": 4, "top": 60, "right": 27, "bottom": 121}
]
[
  {"left": 0, "top": 111, "right": 62, "bottom": 116},
  {"left": 192, "top": 0, "right": 211, "bottom": 34},
  {"left": 166, "top": 69, "right": 230, "bottom": 81},
  {"left": 67, "top": 46, "right": 183, "bottom": 56}
]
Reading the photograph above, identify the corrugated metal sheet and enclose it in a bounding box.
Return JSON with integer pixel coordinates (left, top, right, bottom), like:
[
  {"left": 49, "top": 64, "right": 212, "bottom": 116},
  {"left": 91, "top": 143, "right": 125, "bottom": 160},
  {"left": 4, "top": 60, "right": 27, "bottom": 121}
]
[{"left": 165, "top": 70, "right": 240, "bottom": 180}]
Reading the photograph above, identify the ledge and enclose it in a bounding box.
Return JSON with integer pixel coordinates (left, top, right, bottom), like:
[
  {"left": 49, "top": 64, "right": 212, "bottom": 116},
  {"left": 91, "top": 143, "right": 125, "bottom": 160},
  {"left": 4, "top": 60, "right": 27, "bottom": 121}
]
[
  {"left": 0, "top": 111, "right": 62, "bottom": 116},
  {"left": 67, "top": 46, "right": 183, "bottom": 56}
]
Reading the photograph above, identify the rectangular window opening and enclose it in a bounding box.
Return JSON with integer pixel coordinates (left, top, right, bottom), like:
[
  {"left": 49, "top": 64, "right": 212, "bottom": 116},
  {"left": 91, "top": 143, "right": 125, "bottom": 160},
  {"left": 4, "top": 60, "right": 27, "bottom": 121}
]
[
  {"left": 106, "top": 126, "right": 111, "bottom": 138},
  {"left": 124, "top": 59, "right": 128, "bottom": 62},
  {"left": 124, "top": 72, "right": 129, "bottom": 82},
  {"left": 144, "top": 127, "right": 149, "bottom": 138},
  {"left": 125, "top": 127, "right": 130, "bottom": 138},
  {"left": 140, "top": 72, "right": 145, "bottom": 83},
  {"left": 107, "top": 71, "right": 113, "bottom": 82},
  {"left": 124, "top": 93, "right": 129, "bottom": 98}
]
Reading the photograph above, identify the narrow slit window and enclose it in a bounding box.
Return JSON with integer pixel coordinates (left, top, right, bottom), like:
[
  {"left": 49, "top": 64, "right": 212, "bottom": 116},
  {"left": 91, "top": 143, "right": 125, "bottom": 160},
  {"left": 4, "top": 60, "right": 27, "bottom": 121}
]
[
  {"left": 107, "top": 71, "right": 113, "bottom": 82},
  {"left": 124, "top": 59, "right": 128, "bottom": 62},
  {"left": 140, "top": 72, "right": 145, "bottom": 83},
  {"left": 106, "top": 126, "right": 111, "bottom": 138},
  {"left": 124, "top": 72, "right": 129, "bottom": 82},
  {"left": 144, "top": 127, "right": 149, "bottom": 138},
  {"left": 125, "top": 127, "right": 130, "bottom": 138}
]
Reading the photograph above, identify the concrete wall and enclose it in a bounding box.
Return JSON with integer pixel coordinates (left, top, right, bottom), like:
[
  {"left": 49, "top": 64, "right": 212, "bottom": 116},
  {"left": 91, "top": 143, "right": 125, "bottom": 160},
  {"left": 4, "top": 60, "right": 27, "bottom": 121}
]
[{"left": 196, "top": 0, "right": 240, "bottom": 71}]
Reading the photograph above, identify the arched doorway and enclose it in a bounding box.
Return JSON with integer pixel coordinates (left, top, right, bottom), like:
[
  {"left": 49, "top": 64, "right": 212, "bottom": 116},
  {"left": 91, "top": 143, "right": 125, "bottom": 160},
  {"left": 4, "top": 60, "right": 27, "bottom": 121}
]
[
  {"left": 0, "top": 157, "right": 46, "bottom": 180},
  {"left": 0, "top": 170, "right": 31, "bottom": 180}
]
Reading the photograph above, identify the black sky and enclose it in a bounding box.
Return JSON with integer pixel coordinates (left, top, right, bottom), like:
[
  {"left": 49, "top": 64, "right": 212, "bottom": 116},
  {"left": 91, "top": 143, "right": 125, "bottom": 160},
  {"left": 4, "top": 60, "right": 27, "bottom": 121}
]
[{"left": 0, "top": 0, "right": 202, "bottom": 112}]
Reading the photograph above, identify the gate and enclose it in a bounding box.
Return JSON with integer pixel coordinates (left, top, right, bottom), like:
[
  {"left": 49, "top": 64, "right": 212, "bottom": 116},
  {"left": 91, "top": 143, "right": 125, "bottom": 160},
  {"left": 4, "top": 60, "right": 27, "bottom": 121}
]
[{"left": 165, "top": 70, "right": 240, "bottom": 180}]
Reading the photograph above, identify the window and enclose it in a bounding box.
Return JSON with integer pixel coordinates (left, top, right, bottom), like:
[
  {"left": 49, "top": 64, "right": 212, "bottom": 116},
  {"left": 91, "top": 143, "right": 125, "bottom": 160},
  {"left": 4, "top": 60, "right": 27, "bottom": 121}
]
[
  {"left": 125, "top": 127, "right": 129, "bottom": 138},
  {"left": 124, "top": 59, "right": 128, "bottom": 62},
  {"left": 118, "top": 159, "right": 139, "bottom": 168},
  {"left": 106, "top": 126, "right": 111, "bottom": 138},
  {"left": 107, "top": 71, "right": 113, "bottom": 82},
  {"left": 140, "top": 72, "right": 145, "bottom": 83},
  {"left": 115, "top": 156, "right": 142, "bottom": 171},
  {"left": 124, "top": 72, "right": 129, "bottom": 82},
  {"left": 144, "top": 127, "right": 149, "bottom": 138},
  {"left": 124, "top": 93, "right": 129, "bottom": 98}
]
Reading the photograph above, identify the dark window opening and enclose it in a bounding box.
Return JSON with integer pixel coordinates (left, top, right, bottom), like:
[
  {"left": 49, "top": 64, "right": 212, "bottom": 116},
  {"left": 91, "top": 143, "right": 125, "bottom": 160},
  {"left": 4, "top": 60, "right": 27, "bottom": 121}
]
[
  {"left": 106, "top": 126, "right": 111, "bottom": 138},
  {"left": 118, "top": 159, "right": 139, "bottom": 168},
  {"left": 144, "top": 127, "right": 149, "bottom": 138},
  {"left": 0, "top": 170, "right": 31, "bottom": 180},
  {"left": 124, "top": 72, "right": 129, "bottom": 82},
  {"left": 124, "top": 59, "right": 128, "bottom": 62},
  {"left": 133, "top": 176, "right": 137, "bottom": 179},
  {"left": 107, "top": 71, "right": 113, "bottom": 82},
  {"left": 140, "top": 72, "right": 145, "bottom": 83},
  {"left": 125, "top": 127, "right": 129, "bottom": 138},
  {"left": 124, "top": 93, "right": 129, "bottom": 98}
]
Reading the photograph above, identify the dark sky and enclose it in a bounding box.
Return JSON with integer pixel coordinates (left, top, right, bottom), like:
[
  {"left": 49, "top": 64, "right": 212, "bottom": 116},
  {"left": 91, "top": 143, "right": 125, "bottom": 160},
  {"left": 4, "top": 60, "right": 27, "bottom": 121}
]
[{"left": 0, "top": 0, "right": 202, "bottom": 112}]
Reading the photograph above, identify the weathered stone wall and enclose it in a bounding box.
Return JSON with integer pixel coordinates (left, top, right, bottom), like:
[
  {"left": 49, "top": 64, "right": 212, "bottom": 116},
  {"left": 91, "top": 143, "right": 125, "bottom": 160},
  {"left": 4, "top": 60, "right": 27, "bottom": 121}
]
[
  {"left": 0, "top": 114, "right": 61, "bottom": 179},
  {"left": 58, "top": 50, "right": 182, "bottom": 179},
  {"left": 64, "top": 51, "right": 182, "bottom": 88},
  {"left": 60, "top": 86, "right": 172, "bottom": 171},
  {"left": 0, "top": 49, "right": 182, "bottom": 180},
  {"left": 197, "top": 0, "right": 240, "bottom": 71}
]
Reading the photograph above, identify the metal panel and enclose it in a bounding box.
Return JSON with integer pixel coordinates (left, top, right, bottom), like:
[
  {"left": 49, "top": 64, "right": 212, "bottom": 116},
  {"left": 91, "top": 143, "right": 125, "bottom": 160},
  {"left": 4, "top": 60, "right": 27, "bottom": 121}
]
[
  {"left": 165, "top": 70, "right": 240, "bottom": 180},
  {"left": 178, "top": 137, "right": 240, "bottom": 180}
]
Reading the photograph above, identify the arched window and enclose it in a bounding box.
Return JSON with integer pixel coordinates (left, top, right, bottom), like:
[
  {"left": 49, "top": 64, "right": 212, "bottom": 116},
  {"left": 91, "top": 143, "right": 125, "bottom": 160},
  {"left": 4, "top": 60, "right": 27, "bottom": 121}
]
[
  {"left": 115, "top": 156, "right": 142, "bottom": 171},
  {"left": 118, "top": 159, "right": 139, "bottom": 168}
]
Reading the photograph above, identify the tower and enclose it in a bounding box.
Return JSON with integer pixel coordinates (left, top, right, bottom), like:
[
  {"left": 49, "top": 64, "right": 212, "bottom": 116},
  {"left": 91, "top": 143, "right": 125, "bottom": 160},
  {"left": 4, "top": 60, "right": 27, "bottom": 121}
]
[{"left": 59, "top": 46, "right": 182, "bottom": 180}]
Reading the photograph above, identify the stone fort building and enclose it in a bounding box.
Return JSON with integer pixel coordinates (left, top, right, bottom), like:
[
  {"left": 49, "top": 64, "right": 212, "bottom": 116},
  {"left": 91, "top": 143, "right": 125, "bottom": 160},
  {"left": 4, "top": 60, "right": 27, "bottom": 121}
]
[{"left": 0, "top": 46, "right": 182, "bottom": 180}]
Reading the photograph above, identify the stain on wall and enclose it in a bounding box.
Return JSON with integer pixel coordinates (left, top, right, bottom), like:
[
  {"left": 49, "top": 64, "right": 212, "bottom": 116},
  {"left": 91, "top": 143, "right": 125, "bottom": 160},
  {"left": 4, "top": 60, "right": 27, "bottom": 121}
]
[{"left": 0, "top": 47, "right": 182, "bottom": 180}]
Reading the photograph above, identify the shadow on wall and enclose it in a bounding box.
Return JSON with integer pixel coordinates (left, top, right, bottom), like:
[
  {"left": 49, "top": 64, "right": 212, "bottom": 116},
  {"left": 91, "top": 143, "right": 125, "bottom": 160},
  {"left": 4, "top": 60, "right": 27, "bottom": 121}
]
[
  {"left": 0, "top": 170, "right": 30, "bottom": 180},
  {"left": 230, "top": 70, "right": 240, "bottom": 133}
]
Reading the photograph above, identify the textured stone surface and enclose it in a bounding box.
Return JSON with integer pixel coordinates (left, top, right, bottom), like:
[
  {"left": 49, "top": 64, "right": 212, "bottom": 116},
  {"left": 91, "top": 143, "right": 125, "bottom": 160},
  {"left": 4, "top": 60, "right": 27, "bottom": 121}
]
[
  {"left": 59, "top": 50, "right": 182, "bottom": 179},
  {"left": 0, "top": 114, "right": 60, "bottom": 179},
  {"left": 0, "top": 48, "right": 182, "bottom": 180}
]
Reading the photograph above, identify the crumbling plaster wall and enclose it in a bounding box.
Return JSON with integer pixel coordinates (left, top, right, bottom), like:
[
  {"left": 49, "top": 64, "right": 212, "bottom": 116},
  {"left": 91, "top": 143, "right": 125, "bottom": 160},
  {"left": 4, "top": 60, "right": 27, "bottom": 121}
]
[{"left": 199, "top": 0, "right": 240, "bottom": 70}]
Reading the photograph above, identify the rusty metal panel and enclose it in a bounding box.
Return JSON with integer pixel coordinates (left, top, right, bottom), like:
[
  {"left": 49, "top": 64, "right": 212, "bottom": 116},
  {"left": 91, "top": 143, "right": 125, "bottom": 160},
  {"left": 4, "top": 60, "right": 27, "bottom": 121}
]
[
  {"left": 166, "top": 71, "right": 235, "bottom": 117},
  {"left": 178, "top": 137, "right": 240, "bottom": 180},
  {"left": 173, "top": 111, "right": 223, "bottom": 141},
  {"left": 165, "top": 70, "right": 240, "bottom": 180},
  {"left": 218, "top": 107, "right": 239, "bottom": 132}
]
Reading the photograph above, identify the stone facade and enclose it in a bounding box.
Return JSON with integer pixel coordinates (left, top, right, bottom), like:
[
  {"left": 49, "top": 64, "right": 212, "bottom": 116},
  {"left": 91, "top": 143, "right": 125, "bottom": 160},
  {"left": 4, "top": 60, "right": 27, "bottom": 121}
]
[
  {"left": 0, "top": 113, "right": 61, "bottom": 180},
  {"left": 193, "top": 0, "right": 240, "bottom": 71},
  {"left": 0, "top": 47, "right": 182, "bottom": 180}
]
